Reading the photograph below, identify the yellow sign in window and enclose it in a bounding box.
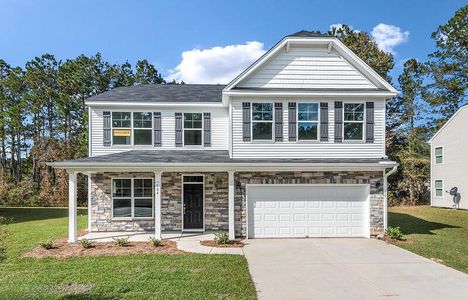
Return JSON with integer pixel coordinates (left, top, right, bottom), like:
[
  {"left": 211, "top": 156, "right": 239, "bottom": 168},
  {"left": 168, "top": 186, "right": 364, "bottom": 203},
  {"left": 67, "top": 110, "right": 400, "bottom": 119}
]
[{"left": 113, "top": 129, "right": 131, "bottom": 137}]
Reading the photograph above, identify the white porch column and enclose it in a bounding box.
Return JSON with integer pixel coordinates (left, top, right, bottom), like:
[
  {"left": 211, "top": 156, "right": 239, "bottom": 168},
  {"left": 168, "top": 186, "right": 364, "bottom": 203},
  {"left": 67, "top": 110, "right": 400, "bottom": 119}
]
[
  {"left": 68, "top": 170, "right": 78, "bottom": 243},
  {"left": 228, "top": 171, "right": 235, "bottom": 240},
  {"left": 154, "top": 171, "right": 162, "bottom": 240},
  {"left": 87, "top": 172, "right": 92, "bottom": 232}
]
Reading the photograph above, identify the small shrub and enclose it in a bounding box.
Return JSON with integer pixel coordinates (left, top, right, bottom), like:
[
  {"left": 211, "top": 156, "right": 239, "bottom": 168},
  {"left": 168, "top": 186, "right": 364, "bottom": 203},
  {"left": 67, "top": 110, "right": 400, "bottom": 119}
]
[
  {"left": 214, "top": 230, "right": 230, "bottom": 245},
  {"left": 79, "top": 238, "right": 95, "bottom": 249},
  {"left": 148, "top": 237, "right": 163, "bottom": 247},
  {"left": 40, "top": 240, "right": 54, "bottom": 249},
  {"left": 386, "top": 226, "right": 404, "bottom": 240},
  {"left": 113, "top": 237, "right": 130, "bottom": 247}
]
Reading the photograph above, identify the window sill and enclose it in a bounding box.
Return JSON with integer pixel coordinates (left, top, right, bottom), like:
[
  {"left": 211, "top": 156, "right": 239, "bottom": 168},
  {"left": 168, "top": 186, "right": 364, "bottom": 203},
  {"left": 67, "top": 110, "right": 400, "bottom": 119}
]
[{"left": 112, "top": 217, "right": 154, "bottom": 221}]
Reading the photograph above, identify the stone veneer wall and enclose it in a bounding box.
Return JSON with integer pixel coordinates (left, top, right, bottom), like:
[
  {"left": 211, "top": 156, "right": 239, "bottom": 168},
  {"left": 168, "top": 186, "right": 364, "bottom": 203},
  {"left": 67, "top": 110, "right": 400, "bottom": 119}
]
[
  {"left": 234, "top": 171, "right": 384, "bottom": 237},
  {"left": 90, "top": 172, "right": 228, "bottom": 232}
]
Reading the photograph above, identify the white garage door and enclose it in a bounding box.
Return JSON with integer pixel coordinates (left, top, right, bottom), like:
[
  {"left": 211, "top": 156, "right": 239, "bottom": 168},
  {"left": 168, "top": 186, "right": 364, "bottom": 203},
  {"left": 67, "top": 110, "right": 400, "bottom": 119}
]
[{"left": 248, "top": 185, "right": 369, "bottom": 238}]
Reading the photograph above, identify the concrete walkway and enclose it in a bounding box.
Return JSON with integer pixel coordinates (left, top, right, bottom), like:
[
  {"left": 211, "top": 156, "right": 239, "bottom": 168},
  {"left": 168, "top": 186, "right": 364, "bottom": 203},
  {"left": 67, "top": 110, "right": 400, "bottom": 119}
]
[
  {"left": 244, "top": 238, "right": 468, "bottom": 300},
  {"left": 80, "top": 231, "right": 244, "bottom": 255}
]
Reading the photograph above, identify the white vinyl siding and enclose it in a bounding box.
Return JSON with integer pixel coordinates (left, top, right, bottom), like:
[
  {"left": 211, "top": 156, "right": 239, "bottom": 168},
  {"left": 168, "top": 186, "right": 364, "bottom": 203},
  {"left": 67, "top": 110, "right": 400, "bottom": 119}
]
[
  {"left": 231, "top": 98, "right": 385, "bottom": 158},
  {"left": 90, "top": 107, "right": 228, "bottom": 156},
  {"left": 238, "top": 46, "right": 377, "bottom": 89}
]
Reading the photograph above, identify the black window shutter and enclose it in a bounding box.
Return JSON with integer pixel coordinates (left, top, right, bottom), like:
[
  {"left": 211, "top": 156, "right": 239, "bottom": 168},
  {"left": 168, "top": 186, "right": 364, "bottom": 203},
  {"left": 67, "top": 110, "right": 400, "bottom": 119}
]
[
  {"left": 274, "top": 103, "right": 283, "bottom": 142},
  {"left": 320, "top": 103, "right": 328, "bottom": 142},
  {"left": 334, "top": 101, "right": 343, "bottom": 143},
  {"left": 103, "top": 111, "right": 111, "bottom": 146},
  {"left": 366, "top": 102, "right": 374, "bottom": 143},
  {"left": 242, "top": 102, "right": 251, "bottom": 142},
  {"left": 175, "top": 112, "right": 183, "bottom": 147},
  {"left": 204, "top": 112, "right": 211, "bottom": 147},
  {"left": 288, "top": 102, "right": 297, "bottom": 141},
  {"left": 153, "top": 112, "right": 161, "bottom": 147}
]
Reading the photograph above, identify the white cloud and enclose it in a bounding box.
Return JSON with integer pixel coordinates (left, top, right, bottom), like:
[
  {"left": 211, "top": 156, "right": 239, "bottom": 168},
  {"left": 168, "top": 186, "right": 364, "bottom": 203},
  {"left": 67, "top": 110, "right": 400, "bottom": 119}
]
[
  {"left": 167, "top": 41, "right": 266, "bottom": 84},
  {"left": 329, "top": 23, "right": 351, "bottom": 31},
  {"left": 371, "top": 23, "right": 409, "bottom": 54}
]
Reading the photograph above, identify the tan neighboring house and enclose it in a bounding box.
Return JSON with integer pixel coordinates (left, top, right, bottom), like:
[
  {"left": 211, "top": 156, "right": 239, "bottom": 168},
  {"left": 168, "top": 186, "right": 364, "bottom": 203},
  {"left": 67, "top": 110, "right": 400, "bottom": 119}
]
[{"left": 429, "top": 105, "right": 468, "bottom": 210}]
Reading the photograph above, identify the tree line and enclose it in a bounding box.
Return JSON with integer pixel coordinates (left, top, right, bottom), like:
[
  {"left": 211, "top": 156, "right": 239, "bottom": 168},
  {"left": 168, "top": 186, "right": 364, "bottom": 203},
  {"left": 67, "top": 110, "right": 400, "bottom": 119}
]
[{"left": 0, "top": 5, "right": 466, "bottom": 206}]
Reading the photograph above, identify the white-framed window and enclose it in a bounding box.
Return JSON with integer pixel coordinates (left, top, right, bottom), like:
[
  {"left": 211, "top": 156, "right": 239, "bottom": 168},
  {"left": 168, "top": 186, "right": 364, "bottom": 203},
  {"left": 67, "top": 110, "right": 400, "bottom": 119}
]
[
  {"left": 252, "top": 103, "right": 273, "bottom": 140},
  {"left": 297, "top": 103, "right": 319, "bottom": 140},
  {"left": 435, "top": 147, "right": 443, "bottom": 164},
  {"left": 112, "top": 178, "right": 153, "bottom": 218},
  {"left": 111, "top": 112, "right": 153, "bottom": 146},
  {"left": 112, "top": 112, "right": 131, "bottom": 145},
  {"left": 343, "top": 103, "right": 365, "bottom": 141},
  {"left": 434, "top": 180, "right": 443, "bottom": 197},
  {"left": 183, "top": 113, "right": 203, "bottom": 146}
]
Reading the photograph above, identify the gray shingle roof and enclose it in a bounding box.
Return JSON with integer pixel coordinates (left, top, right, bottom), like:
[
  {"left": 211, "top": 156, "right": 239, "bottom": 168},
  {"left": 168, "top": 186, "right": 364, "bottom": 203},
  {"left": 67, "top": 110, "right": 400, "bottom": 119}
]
[
  {"left": 287, "top": 31, "right": 330, "bottom": 38},
  {"left": 51, "top": 150, "right": 394, "bottom": 166},
  {"left": 86, "top": 84, "right": 225, "bottom": 103}
]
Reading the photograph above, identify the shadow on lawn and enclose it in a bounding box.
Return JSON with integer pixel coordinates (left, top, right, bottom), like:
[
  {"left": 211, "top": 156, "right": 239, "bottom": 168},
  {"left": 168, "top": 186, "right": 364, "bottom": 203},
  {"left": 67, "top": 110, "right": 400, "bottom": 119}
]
[
  {"left": 0, "top": 207, "right": 87, "bottom": 224},
  {"left": 388, "top": 211, "right": 460, "bottom": 235}
]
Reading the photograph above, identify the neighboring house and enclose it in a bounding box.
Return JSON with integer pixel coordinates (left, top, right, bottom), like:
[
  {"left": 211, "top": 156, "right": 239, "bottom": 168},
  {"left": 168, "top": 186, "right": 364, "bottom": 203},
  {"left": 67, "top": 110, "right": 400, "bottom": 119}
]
[
  {"left": 429, "top": 105, "right": 468, "bottom": 210},
  {"left": 50, "top": 31, "right": 398, "bottom": 242}
]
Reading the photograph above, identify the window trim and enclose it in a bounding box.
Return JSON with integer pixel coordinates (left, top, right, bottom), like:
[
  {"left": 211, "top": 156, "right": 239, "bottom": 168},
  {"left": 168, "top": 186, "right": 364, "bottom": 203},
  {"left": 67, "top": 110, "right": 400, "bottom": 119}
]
[
  {"left": 434, "top": 179, "right": 444, "bottom": 198},
  {"left": 297, "top": 102, "right": 320, "bottom": 142},
  {"left": 342, "top": 102, "right": 366, "bottom": 142},
  {"left": 110, "top": 111, "right": 154, "bottom": 147},
  {"left": 111, "top": 177, "right": 154, "bottom": 220},
  {"left": 251, "top": 102, "right": 274, "bottom": 142},
  {"left": 434, "top": 146, "right": 444, "bottom": 165},
  {"left": 183, "top": 112, "right": 204, "bottom": 147}
]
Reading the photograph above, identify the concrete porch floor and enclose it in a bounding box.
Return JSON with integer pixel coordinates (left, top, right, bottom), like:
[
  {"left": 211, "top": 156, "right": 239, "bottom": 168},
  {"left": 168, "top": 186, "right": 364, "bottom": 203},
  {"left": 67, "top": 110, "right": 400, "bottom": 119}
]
[{"left": 79, "top": 231, "right": 244, "bottom": 255}]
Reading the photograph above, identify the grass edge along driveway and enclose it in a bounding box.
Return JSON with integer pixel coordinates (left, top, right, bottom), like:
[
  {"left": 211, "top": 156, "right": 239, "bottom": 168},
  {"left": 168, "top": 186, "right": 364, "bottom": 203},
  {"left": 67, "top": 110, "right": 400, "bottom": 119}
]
[
  {"left": 0, "top": 207, "right": 256, "bottom": 299},
  {"left": 389, "top": 205, "right": 468, "bottom": 274}
]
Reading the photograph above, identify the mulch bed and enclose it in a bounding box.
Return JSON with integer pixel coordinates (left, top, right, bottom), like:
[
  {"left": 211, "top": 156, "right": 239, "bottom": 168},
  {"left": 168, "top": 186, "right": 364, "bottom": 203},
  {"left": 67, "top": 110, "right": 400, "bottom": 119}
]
[
  {"left": 379, "top": 235, "right": 412, "bottom": 244},
  {"left": 23, "top": 237, "right": 184, "bottom": 259},
  {"left": 200, "top": 240, "right": 245, "bottom": 248}
]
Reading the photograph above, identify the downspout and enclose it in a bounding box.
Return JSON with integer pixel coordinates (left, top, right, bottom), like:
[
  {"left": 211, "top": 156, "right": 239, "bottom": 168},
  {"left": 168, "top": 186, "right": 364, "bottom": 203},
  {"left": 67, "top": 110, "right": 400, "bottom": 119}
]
[{"left": 383, "top": 166, "right": 398, "bottom": 230}]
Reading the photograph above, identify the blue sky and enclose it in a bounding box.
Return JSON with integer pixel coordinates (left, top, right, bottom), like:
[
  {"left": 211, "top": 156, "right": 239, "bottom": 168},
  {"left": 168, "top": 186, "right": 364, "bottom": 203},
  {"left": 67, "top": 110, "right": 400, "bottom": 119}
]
[{"left": 0, "top": 0, "right": 464, "bottom": 84}]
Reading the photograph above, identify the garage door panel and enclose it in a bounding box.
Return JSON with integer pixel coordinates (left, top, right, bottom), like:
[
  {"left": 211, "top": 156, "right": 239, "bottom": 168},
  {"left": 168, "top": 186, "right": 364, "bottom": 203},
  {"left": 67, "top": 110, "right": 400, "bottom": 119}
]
[{"left": 248, "top": 185, "right": 368, "bottom": 238}]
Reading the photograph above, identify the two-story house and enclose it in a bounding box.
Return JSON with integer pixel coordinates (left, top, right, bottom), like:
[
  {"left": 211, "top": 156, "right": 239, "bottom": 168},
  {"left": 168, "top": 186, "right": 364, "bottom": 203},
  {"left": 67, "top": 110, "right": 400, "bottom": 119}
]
[{"left": 51, "top": 31, "right": 398, "bottom": 242}]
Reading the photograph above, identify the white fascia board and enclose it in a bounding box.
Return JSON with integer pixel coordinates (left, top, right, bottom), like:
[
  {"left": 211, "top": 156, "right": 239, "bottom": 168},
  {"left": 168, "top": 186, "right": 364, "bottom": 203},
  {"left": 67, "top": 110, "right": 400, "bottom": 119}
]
[
  {"left": 224, "top": 90, "right": 396, "bottom": 98},
  {"left": 429, "top": 105, "right": 468, "bottom": 142},
  {"left": 85, "top": 101, "right": 226, "bottom": 108}
]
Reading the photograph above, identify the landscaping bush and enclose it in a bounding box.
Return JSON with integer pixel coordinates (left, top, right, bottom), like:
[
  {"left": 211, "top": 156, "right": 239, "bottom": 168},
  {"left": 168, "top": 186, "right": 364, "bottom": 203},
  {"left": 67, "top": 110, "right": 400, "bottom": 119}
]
[
  {"left": 113, "top": 237, "right": 130, "bottom": 247},
  {"left": 39, "top": 240, "right": 54, "bottom": 249},
  {"left": 386, "top": 226, "right": 404, "bottom": 240},
  {"left": 148, "top": 237, "right": 163, "bottom": 247},
  {"left": 79, "top": 238, "right": 95, "bottom": 249},
  {"left": 214, "top": 230, "right": 230, "bottom": 245}
]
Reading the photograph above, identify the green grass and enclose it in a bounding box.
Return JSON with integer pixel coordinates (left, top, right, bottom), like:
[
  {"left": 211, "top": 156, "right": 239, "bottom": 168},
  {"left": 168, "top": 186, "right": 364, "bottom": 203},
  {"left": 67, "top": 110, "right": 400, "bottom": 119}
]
[
  {"left": 389, "top": 205, "right": 468, "bottom": 273},
  {"left": 0, "top": 207, "right": 256, "bottom": 299}
]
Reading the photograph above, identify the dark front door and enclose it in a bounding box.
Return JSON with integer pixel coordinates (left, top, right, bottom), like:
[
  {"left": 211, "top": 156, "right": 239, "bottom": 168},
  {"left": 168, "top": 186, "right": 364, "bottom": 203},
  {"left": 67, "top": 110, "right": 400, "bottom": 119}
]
[{"left": 183, "top": 183, "right": 203, "bottom": 229}]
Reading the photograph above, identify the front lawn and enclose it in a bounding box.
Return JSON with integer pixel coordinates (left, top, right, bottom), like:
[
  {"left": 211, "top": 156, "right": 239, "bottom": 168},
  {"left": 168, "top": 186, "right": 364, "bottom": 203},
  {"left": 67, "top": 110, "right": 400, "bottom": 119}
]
[
  {"left": 0, "top": 207, "right": 256, "bottom": 299},
  {"left": 389, "top": 206, "right": 468, "bottom": 273}
]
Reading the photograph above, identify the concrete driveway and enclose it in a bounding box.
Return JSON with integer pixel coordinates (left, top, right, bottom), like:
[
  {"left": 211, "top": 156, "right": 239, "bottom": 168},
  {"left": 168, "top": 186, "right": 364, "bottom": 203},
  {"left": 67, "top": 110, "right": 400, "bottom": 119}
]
[{"left": 243, "top": 239, "right": 468, "bottom": 300}]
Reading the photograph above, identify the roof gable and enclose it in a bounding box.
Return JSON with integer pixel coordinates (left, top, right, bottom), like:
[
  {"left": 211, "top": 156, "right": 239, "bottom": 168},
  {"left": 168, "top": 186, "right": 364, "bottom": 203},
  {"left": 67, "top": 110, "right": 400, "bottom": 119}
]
[{"left": 429, "top": 105, "right": 468, "bottom": 142}]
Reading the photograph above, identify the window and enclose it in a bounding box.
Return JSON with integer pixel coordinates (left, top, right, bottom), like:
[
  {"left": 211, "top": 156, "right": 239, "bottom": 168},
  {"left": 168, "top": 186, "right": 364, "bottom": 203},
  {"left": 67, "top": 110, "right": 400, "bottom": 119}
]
[
  {"left": 298, "top": 103, "right": 319, "bottom": 140},
  {"left": 435, "top": 180, "right": 443, "bottom": 197},
  {"left": 133, "top": 112, "right": 152, "bottom": 145},
  {"left": 112, "top": 112, "right": 131, "bottom": 145},
  {"left": 252, "top": 103, "right": 273, "bottom": 140},
  {"left": 112, "top": 178, "right": 153, "bottom": 218},
  {"left": 343, "top": 103, "right": 365, "bottom": 141},
  {"left": 184, "top": 113, "right": 203, "bottom": 146},
  {"left": 435, "top": 147, "right": 443, "bottom": 164}
]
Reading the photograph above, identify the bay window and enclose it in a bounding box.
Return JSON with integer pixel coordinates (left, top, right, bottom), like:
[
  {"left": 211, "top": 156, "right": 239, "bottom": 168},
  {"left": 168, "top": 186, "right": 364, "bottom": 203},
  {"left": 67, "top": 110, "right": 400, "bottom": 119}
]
[
  {"left": 298, "top": 103, "right": 319, "bottom": 140},
  {"left": 252, "top": 103, "right": 273, "bottom": 140},
  {"left": 343, "top": 103, "right": 365, "bottom": 141},
  {"left": 112, "top": 178, "right": 153, "bottom": 218},
  {"left": 184, "top": 113, "right": 203, "bottom": 146}
]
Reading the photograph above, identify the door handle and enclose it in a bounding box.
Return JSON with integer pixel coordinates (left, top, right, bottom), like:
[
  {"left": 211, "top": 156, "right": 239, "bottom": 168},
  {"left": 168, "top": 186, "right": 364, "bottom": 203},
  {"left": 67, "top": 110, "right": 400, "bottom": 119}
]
[{"left": 183, "top": 204, "right": 186, "bottom": 214}]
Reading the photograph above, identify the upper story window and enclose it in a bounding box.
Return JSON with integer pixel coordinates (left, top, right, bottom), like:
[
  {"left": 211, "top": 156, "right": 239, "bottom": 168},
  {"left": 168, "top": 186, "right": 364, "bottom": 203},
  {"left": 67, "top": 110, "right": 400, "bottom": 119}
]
[
  {"left": 184, "top": 113, "right": 203, "bottom": 146},
  {"left": 133, "top": 112, "right": 152, "bottom": 145},
  {"left": 112, "top": 112, "right": 152, "bottom": 146},
  {"left": 252, "top": 103, "right": 273, "bottom": 140},
  {"left": 112, "top": 112, "right": 131, "bottom": 145},
  {"left": 435, "top": 147, "right": 443, "bottom": 164},
  {"left": 298, "top": 103, "right": 319, "bottom": 140},
  {"left": 343, "top": 103, "right": 365, "bottom": 141}
]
